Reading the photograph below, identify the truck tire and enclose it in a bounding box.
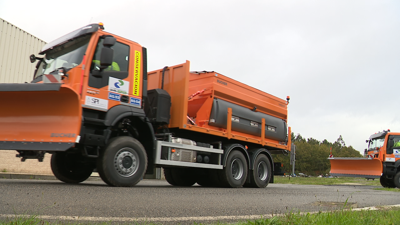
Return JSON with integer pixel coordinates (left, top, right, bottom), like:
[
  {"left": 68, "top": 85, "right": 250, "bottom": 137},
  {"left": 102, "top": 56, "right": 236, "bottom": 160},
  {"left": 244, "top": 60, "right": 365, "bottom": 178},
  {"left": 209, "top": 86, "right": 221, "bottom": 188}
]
[
  {"left": 394, "top": 171, "right": 400, "bottom": 188},
  {"left": 51, "top": 152, "right": 93, "bottom": 184},
  {"left": 97, "top": 136, "right": 147, "bottom": 187},
  {"left": 219, "top": 150, "right": 248, "bottom": 188},
  {"left": 163, "top": 168, "right": 177, "bottom": 186},
  {"left": 196, "top": 169, "right": 221, "bottom": 187},
  {"left": 380, "top": 176, "right": 395, "bottom": 188},
  {"left": 164, "top": 167, "right": 197, "bottom": 186},
  {"left": 248, "top": 154, "right": 271, "bottom": 188}
]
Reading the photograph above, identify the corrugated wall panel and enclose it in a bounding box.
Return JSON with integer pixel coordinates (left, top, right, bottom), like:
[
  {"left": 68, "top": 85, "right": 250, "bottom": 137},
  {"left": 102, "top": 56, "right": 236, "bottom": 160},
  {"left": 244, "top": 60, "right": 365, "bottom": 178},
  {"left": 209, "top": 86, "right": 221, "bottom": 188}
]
[
  {"left": 0, "top": 21, "right": 4, "bottom": 82},
  {"left": 0, "top": 18, "right": 46, "bottom": 83},
  {"left": 0, "top": 19, "right": 49, "bottom": 175}
]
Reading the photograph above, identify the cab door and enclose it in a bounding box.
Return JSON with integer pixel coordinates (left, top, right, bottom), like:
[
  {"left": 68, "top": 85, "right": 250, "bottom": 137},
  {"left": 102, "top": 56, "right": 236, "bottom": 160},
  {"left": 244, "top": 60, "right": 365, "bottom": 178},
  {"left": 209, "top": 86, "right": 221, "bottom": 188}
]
[{"left": 83, "top": 35, "right": 143, "bottom": 111}]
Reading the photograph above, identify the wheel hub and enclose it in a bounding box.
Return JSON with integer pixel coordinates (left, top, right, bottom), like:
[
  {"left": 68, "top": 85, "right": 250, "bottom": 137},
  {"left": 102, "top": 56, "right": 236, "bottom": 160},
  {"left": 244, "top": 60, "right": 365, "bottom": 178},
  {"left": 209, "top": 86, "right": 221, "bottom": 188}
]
[
  {"left": 231, "top": 159, "right": 244, "bottom": 180},
  {"left": 257, "top": 161, "right": 268, "bottom": 181},
  {"left": 122, "top": 156, "right": 133, "bottom": 168},
  {"left": 114, "top": 148, "right": 139, "bottom": 177}
]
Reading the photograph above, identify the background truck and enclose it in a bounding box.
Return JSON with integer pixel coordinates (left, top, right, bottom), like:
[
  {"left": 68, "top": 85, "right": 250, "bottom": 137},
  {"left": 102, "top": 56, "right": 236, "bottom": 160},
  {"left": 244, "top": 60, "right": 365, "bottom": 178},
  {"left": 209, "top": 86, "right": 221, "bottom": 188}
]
[
  {"left": 0, "top": 23, "right": 292, "bottom": 188},
  {"left": 329, "top": 130, "right": 400, "bottom": 188}
]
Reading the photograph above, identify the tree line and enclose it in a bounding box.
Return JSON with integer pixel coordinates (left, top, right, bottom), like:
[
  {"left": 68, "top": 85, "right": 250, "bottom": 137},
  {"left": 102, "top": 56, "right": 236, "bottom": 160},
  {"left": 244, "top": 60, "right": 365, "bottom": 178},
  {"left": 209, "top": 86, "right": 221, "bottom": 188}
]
[{"left": 273, "top": 133, "right": 362, "bottom": 176}]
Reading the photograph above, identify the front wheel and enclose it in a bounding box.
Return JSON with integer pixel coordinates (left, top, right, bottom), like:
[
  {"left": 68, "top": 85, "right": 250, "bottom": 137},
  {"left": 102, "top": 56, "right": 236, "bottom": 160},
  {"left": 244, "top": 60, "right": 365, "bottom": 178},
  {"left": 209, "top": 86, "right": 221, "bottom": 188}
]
[
  {"left": 97, "top": 136, "right": 147, "bottom": 187},
  {"left": 248, "top": 154, "right": 272, "bottom": 188},
  {"left": 394, "top": 172, "right": 400, "bottom": 188},
  {"left": 380, "top": 176, "right": 395, "bottom": 188},
  {"left": 51, "top": 152, "right": 94, "bottom": 184}
]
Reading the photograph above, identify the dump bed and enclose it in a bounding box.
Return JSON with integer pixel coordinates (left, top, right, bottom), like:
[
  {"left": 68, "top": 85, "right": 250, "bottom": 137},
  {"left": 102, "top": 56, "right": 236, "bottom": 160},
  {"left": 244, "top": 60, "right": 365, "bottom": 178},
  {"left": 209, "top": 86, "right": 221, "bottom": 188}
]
[{"left": 147, "top": 61, "right": 291, "bottom": 151}]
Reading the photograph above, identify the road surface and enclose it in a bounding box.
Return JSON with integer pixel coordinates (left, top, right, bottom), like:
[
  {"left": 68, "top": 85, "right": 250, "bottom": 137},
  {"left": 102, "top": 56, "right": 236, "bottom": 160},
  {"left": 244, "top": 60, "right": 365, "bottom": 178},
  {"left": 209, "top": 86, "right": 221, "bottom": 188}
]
[{"left": 0, "top": 179, "right": 399, "bottom": 224}]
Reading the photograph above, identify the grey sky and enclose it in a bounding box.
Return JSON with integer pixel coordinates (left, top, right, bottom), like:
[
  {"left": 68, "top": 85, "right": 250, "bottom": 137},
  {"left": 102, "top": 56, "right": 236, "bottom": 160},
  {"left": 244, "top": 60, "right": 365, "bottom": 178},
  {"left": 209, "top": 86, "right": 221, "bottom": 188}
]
[{"left": 1, "top": 0, "right": 400, "bottom": 153}]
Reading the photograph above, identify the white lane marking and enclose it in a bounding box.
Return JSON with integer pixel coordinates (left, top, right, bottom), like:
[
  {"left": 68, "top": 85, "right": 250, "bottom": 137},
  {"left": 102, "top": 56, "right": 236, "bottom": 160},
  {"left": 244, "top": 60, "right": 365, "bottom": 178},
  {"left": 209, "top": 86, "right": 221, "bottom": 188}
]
[{"left": 1, "top": 204, "right": 399, "bottom": 222}]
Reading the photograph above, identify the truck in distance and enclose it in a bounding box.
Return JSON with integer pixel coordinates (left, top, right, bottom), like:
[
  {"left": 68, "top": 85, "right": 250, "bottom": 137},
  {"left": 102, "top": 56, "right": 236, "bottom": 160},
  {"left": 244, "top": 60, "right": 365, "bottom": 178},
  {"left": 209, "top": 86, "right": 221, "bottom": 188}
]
[{"left": 329, "top": 130, "right": 400, "bottom": 188}]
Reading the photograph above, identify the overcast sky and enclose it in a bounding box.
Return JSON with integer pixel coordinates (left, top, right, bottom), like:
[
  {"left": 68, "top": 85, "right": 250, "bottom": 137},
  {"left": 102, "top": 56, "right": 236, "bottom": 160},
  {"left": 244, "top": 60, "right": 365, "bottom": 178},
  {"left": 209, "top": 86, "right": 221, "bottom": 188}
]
[{"left": 1, "top": 0, "right": 400, "bottom": 153}]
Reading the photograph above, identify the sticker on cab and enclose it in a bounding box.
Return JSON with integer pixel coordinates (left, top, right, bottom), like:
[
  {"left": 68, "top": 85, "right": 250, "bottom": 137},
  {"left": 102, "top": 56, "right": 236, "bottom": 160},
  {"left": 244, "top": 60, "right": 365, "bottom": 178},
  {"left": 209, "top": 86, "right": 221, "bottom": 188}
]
[
  {"left": 385, "top": 157, "right": 395, "bottom": 162},
  {"left": 133, "top": 50, "right": 141, "bottom": 96},
  {"left": 108, "top": 92, "right": 121, "bottom": 101},
  {"left": 85, "top": 96, "right": 108, "bottom": 110},
  {"left": 130, "top": 97, "right": 141, "bottom": 108},
  {"left": 109, "top": 77, "right": 129, "bottom": 95}
]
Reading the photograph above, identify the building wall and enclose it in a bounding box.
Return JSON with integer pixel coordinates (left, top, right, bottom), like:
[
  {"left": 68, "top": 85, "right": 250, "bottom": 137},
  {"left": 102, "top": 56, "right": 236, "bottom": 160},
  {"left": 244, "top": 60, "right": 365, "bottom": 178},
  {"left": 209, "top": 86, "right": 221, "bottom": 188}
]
[
  {"left": 0, "top": 18, "right": 46, "bottom": 83},
  {"left": 0, "top": 18, "right": 51, "bottom": 175}
]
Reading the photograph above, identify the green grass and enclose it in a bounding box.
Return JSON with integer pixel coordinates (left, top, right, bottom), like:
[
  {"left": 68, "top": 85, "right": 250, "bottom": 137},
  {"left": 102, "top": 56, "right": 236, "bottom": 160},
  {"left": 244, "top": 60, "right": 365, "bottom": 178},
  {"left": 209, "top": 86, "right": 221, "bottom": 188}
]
[
  {"left": 2, "top": 208, "right": 400, "bottom": 225},
  {"left": 374, "top": 187, "right": 400, "bottom": 192},
  {"left": 274, "top": 176, "right": 381, "bottom": 186},
  {"left": 236, "top": 208, "right": 400, "bottom": 225},
  {"left": 0, "top": 215, "right": 46, "bottom": 225}
]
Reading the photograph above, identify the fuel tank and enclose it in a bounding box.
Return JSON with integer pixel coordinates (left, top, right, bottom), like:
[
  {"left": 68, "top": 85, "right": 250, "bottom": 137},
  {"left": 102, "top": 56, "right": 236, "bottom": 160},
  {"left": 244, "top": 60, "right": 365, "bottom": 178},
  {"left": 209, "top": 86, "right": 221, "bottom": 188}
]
[{"left": 209, "top": 98, "right": 287, "bottom": 142}]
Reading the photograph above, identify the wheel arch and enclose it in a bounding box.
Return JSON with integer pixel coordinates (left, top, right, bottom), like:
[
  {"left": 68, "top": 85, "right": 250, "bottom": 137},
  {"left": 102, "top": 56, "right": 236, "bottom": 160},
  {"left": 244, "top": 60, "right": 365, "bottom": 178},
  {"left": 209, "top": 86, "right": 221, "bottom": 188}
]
[
  {"left": 102, "top": 105, "right": 156, "bottom": 167},
  {"left": 395, "top": 160, "right": 400, "bottom": 173},
  {"left": 104, "top": 105, "right": 146, "bottom": 127},
  {"left": 108, "top": 116, "right": 156, "bottom": 157},
  {"left": 247, "top": 148, "right": 274, "bottom": 171},
  {"left": 222, "top": 143, "right": 251, "bottom": 169}
]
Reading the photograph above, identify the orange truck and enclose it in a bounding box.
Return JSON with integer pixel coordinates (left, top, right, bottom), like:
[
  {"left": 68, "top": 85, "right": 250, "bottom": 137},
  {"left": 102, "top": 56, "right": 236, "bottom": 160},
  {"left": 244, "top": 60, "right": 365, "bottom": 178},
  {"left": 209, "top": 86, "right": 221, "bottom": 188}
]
[
  {"left": 329, "top": 130, "right": 400, "bottom": 188},
  {"left": 0, "top": 23, "right": 292, "bottom": 188}
]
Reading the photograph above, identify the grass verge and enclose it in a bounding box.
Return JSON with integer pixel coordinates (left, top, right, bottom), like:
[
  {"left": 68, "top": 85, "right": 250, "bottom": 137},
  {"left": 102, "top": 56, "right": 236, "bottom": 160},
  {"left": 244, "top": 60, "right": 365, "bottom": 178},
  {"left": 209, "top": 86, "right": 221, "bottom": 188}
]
[
  {"left": 2, "top": 208, "right": 400, "bottom": 225},
  {"left": 274, "top": 176, "right": 381, "bottom": 186},
  {"left": 237, "top": 208, "right": 400, "bottom": 225}
]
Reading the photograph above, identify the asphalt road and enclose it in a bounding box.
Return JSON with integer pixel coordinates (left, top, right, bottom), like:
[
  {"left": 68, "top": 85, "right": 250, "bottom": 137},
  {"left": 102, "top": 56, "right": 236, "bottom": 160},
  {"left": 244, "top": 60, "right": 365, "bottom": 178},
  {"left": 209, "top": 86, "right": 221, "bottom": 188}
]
[{"left": 0, "top": 178, "right": 399, "bottom": 224}]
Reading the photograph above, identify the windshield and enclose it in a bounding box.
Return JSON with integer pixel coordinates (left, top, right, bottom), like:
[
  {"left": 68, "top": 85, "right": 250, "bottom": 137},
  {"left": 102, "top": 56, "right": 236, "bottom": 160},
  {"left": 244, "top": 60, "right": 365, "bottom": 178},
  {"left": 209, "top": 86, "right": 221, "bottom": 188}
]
[
  {"left": 34, "top": 35, "right": 91, "bottom": 80},
  {"left": 368, "top": 138, "right": 385, "bottom": 150}
]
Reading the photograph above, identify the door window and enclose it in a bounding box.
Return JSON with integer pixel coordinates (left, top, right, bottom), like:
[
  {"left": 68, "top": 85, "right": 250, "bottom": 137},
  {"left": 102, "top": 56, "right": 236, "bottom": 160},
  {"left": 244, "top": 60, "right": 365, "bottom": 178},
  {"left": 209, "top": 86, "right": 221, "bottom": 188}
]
[{"left": 89, "top": 37, "right": 130, "bottom": 88}]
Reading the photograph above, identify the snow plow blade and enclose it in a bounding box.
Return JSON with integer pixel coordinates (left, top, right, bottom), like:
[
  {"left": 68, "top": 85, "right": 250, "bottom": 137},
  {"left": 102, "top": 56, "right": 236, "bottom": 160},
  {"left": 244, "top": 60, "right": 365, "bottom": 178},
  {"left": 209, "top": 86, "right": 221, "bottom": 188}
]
[
  {"left": 329, "top": 157, "right": 382, "bottom": 178},
  {"left": 0, "top": 83, "right": 82, "bottom": 151}
]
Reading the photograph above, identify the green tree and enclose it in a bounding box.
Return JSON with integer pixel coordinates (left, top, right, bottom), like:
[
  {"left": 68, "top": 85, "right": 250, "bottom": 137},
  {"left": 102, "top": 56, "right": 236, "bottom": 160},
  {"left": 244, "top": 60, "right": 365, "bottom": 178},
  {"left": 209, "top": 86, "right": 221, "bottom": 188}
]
[{"left": 273, "top": 133, "right": 362, "bottom": 176}]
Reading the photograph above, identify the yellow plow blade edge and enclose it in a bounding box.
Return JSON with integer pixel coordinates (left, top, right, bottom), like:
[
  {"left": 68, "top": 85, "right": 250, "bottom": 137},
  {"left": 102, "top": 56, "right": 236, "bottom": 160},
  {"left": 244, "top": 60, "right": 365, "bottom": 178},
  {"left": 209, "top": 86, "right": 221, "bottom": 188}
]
[
  {"left": 0, "top": 83, "right": 82, "bottom": 151},
  {"left": 329, "top": 157, "right": 382, "bottom": 178}
]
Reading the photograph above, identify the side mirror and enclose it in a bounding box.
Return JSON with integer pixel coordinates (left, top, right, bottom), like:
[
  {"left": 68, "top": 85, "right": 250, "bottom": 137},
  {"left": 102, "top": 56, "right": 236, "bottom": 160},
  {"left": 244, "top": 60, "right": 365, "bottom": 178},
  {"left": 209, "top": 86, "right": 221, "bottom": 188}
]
[
  {"left": 387, "top": 139, "right": 394, "bottom": 154},
  {"left": 101, "top": 36, "right": 116, "bottom": 67},
  {"left": 100, "top": 36, "right": 116, "bottom": 68},
  {"left": 388, "top": 139, "right": 394, "bottom": 149},
  {"left": 92, "top": 36, "right": 116, "bottom": 78},
  {"left": 99, "top": 47, "right": 114, "bottom": 69},
  {"left": 103, "top": 36, "right": 116, "bottom": 47},
  {"left": 30, "top": 54, "right": 36, "bottom": 63}
]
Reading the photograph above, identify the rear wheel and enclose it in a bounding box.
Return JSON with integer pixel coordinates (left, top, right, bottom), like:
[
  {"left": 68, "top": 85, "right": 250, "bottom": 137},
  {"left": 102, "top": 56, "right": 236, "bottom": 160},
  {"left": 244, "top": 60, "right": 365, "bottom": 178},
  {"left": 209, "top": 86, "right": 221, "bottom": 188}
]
[
  {"left": 219, "top": 150, "right": 248, "bottom": 188},
  {"left": 164, "top": 167, "right": 197, "bottom": 186},
  {"left": 51, "top": 152, "right": 93, "bottom": 184},
  {"left": 394, "top": 172, "right": 400, "bottom": 188},
  {"left": 249, "top": 154, "right": 272, "bottom": 188},
  {"left": 97, "top": 136, "right": 147, "bottom": 187},
  {"left": 380, "top": 176, "right": 395, "bottom": 188}
]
